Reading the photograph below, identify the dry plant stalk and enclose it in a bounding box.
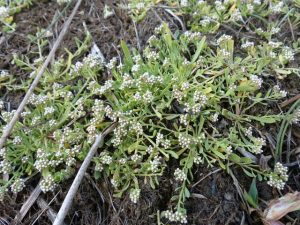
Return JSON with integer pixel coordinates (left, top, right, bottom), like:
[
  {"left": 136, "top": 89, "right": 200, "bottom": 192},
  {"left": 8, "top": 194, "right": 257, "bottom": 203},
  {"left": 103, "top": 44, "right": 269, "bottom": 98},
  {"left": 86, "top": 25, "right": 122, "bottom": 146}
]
[
  {"left": 53, "top": 123, "right": 117, "bottom": 225},
  {"left": 0, "top": 0, "right": 83, "bottom": 151}
]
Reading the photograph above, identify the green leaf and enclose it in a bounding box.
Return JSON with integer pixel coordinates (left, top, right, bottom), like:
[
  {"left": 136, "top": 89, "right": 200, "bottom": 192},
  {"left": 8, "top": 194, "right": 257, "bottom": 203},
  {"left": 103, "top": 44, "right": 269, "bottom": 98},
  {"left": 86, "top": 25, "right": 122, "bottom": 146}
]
[
  {"left": 249, "top": 178, "right": 258, "bottom": 205},
  {"left": 249, "top": 115, "right": 281, "bottom": 125},
  {"left": 191, "top": 37, "right": 206, "bottom": 63},
  {"left": 243, "top": 168, "right": 256, "bottom": 177},
  {"left": 121, "top": 40, "right": 133, "bottom": 67},
  {"left": 166, "top": 150, "right": 179, "bottom": 159},
  {"left": 229, "top": 153, "right": 241, "bottom": 163},
  {"left": 184, "top": 187, "right": 191, "bottom": 198},
  {"left": 212, "top": 149, "right": 226, "bottom": 159}
]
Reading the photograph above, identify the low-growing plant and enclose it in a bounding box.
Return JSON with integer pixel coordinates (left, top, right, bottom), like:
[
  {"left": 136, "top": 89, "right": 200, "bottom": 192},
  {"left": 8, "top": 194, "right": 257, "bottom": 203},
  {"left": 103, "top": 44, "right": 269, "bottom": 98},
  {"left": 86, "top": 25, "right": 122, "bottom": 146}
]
[{"left": 1, "top": 21, "right": 299, "bottom": 223}]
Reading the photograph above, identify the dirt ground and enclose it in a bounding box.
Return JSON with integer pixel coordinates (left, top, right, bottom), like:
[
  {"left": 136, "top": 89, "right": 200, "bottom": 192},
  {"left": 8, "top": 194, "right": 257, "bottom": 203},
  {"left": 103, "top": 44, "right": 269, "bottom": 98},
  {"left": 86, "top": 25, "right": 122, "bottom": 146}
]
[{"left": 0, "top": 1, "right": 300, "bottom": 225}]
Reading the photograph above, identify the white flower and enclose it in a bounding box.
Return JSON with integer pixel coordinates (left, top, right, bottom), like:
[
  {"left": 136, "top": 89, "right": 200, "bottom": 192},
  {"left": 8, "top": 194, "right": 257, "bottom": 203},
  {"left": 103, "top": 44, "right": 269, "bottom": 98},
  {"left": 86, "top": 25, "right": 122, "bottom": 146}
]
[
  {"left": 178, "top": 133, "right": 192, "bottom": 148},
  {"left": 11, "top": 178, "right": 25, "bottom": 194},
  {"left": 174, "top": 168, "right": 187, "bottom": 182},
  {"left": 231, "top": 9, "right": 242, "bottom": 21},
  {"left": 143, "top": 90, "right": 154, "bottom": 103},
  {"left": 40, "top": 175, "right": 56, "bottom": 192},
  {"left": 267, "top": 162, "right": 288, "bottom": 189},
  {"left": 129, "top": 188, "right": 141, "bottom": 203},
  {"left": 13, "top": 136, "right": 22, "bottom": 145},
  {"left": 57, "top": 0, "right": 72, "bottom": 5},
  {"left": 180, "top": 0, "right": 188, "bottom": 6},
  {"left": 163, "top": 210, "right": 187, "bottom": 223},
  {"left": 250, "top": 75, "right": 263, "bottom": 89},
  {"left": 216, "top": 34, "right": 232, "bottom": 45},
  {"left": 241, "top": 41, "right": 254, "bottom": 49},
  {"left": 44, "top": 106, "right": 55, "bottom": 116},
  {"left": 270, "top": 2, "right": 284, "bottom": 13},
  {"left": 0, "top": 70, "right": 9, "bottom": 78},
  {"left": 0, "top": 6, "right": 9, "bottom": 19},
  {"left": 282, "top": 47, "right": 294, "bottom": 61}
]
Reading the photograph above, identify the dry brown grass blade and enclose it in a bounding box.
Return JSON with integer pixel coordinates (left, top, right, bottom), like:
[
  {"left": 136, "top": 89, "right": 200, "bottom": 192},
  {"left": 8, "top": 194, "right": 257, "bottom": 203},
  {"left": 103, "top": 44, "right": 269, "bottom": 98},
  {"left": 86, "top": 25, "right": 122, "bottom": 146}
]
[
  {"left": 263, "top": 192, "right": 300, "bottom": 224},
  {"left": 53, "top": 123, "right": 117, "bottom": 225},
  {"left": 0, "top": 0, "right": 83, "bottom": 152},
  {"left": 13, "top": 185, "right": 42, "bottom": 224}
]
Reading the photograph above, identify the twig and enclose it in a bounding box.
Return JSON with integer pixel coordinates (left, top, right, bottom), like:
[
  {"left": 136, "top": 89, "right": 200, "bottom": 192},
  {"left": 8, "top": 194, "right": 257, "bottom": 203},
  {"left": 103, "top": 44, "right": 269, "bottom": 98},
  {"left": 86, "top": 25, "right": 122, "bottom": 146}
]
[
  {"left": 192, "top": 168, "right": 222, "bottom": 188},
  {"left": 280, "top": 93, "right": 300, "bottom": 108},
  {"left": 133, "top": 20, "right": 141, "bottom": 52},
  {"left": 13, "top": 185, "right": 42, "bottom": 224},
  {"left": 35, "top": 195, "right": 65, "bottom": 225},
  {"left": 164, "top": 9, "right": 186, "bottom": 31},
  {"left": 53, "top": 123, "right": 117, "bottom": 225},
  {"left": 0, "top": 0, "right": 83, "bottom": 151}
]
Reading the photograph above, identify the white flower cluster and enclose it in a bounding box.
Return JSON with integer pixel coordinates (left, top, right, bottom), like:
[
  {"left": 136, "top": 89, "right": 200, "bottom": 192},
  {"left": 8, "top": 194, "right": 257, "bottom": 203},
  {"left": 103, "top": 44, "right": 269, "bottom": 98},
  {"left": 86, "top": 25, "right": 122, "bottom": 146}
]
[
  {"left": 267, "top": 162, "right": 288, "bottom": 189},
  {"left": 271, "top": 27, "right": 280, "bottom": 34},
  {"left": 252, "top": 137, "right": 266, "bottom": 154},
  {"left": 270, "top": 2, "right": 284, "bottom": 13},
  {"left": 163, "top": 210, "right": 187, "bottom": 223},
  {"left": 139, "top": 72, "right": 163, "bottom": 85},
  {"left": 99, "top": 152, "right": 113, "bottom": 164},
  {"left": 0, "top": 100, "right": 4, "bottom": 111},
  {"left": 245, "top": 127, "right": 253, "bottom": 137},
  {"left": 241, "top": 41, "right": 254, "bottom": 49},
  {"left": 231, "top": 9, "right": 242, "bottom": 21},
  {"left": 226, "top": 145, "right": 233, "bottom": 155},
  {"left": 34, "top": 148, "right": 50, "bottom": 171},
  {"left": 184, "top": 91, "right": 208, "bottom": 114},
  {"left": 182, "top": 31, "right": 201, "bottom": 42},
  {"left": 131, "top": 153, "right": 142, "bottom": 162},
  {"left": 273, "top": 85, "right": 287, "bottom": 97},
  {"left": 247, "top": 4, "right": 254, "bottom": 13},
  {"left": 174, "top": 168, "right": 187, "bottom": 182},
  {"left": 129, "top": 188, "right": 141, "bottom": 203},
  {"left": 98, "top": 80, "right": 114, "bottom": 95},
  {"left": 147, "top": 35, "right": 158, "bottom": 46},
  {"left": 180, "top": 114, "right": 188, "bottom": 126},
  {"left": 11, "top": 178, "right": 25, "bottom": 194},
  {"left": 0, "top": 70, "right": 9, "bottom": 78},
  {"left": 28, "top": 94, "right": 48, "bottom": 106},
  {"left": 219, "top": 49, "right": 231, "bottom": 57},
  {"left": 282, "top": 47, "right": 294, "bottom": 61},
  {"left": 215, "top": 0, "right": 225, "bottom": 11},
  {"left": 216, "top": 34, "right": 232, "bottom": 45},
  {"left": 44, "top": 106, "right": 55, "bottom": 116},
  {"left": 291, "top": 109, "right": 300, "bottom": 124},
  {"left": 106, "top": 57, "right": 118, "bottom": 70},
  {"left": 250, "top": 75, "right": 263, "bottom": 89},
  {"left": 2, "top": 110, "right": 15, "bottom": 122},
  {"left": 0, "top": 151, "right": 11, "bottom": 174},
  {"left": 149, "top": 155, "right": 161, "bottom": 172},
  {"left": 144, "top": 50, "right": 159, "bottom": 61},
  {"left": 211, "top": 113, "right": 219, "bottom": 122},
  {"left": 178, "top": 133, "right": 192, "bottom": 149},
  {"left": 253, "top": 0, "right": 261, "bottom": 5},
  {"left": 0, "top": 6, "right": 9, "bottom": 19},
  {"left": 194, "top": 155, "right": 203, "bottom": 164},
  {"left": 57, "top": 0, "right": 71, "bottom": 5},
  {"left": 13, "top": 136, "right": 22, "bottom": 145},
  {"left": 268, "top": 41, "right": 281, "bottom": 48},
  {"left": 72, "top": 52, "right": 103, "bottom": 73},
  {"left": 40, "top": 174, "right": 56, "bottom": 192},
  {"left": 154, "top": 24, "right": 164, "bottom": 34}
]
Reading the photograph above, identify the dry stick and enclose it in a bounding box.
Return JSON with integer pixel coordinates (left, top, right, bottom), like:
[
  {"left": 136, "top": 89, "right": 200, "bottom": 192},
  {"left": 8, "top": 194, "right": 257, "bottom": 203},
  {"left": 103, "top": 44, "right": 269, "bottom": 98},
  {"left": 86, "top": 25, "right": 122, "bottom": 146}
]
[
  {"left": 36, "top": 196, "right": 66, "bottom": 225},
  {"left": 0, "top": 0, "right": 83, "bottom": 151},
  {"left": 280, "top": 93, "right": 300, "bottom": 108},
  {"left": 13, "top": 185, "right": 42, "bottom": 224},
  {"left": 53, "top": 123, "right": 117, "bottom": 225}
]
